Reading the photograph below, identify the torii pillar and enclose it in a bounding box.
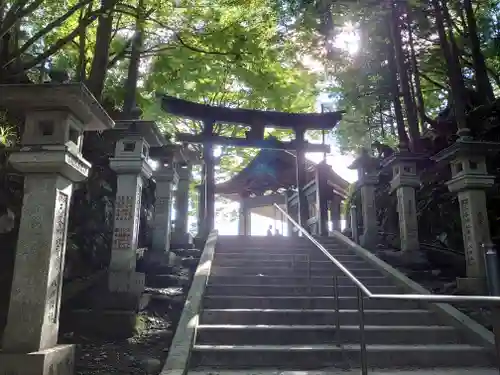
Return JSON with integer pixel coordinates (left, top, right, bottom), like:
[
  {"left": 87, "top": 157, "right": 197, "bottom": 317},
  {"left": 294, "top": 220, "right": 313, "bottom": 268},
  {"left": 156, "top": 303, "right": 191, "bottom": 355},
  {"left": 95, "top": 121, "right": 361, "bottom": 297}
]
[
  {"left": 295, "top": 129, "right": 309, "bottom": 230},
  {"left": 315, "top": 160, "right": 330, "bottom": 236},
  {"left": 238, "top": 194, "right": 251, "bottom": 235},
  {"left": 202, "top": 121, "right": 215, "bottom": 238},
  {"left": 171, "top": 163, "right": 193, "bottom": 247}
]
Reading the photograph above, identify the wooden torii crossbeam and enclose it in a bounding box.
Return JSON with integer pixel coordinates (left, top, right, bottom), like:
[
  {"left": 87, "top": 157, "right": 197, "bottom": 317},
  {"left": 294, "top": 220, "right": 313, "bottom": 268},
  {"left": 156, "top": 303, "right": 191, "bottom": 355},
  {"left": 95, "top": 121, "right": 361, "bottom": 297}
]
[
  {"left": 158, "top": 95, "right": 344, "bottom": 152},
  {"left": 157, "top": 94, "right": 344, "bottom": 237}
]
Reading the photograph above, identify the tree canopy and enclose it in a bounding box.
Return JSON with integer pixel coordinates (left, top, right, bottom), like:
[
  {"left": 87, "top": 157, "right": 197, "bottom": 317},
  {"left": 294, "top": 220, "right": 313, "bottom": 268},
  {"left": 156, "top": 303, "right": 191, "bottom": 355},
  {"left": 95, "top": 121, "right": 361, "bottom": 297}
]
[
  {"left": 0, "top": 0, "right": 323, "bottom": 177},
  {"left": 275, "top": 0, "right": 500, "bottom": 155}
]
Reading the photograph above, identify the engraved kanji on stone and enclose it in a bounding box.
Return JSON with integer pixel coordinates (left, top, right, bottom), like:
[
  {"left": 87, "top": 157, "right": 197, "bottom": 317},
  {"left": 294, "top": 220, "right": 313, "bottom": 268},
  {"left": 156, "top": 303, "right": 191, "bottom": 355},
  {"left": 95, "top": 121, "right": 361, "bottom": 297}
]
[
  {"left": 115, "top": 195, "right": 134, "bottom": 221},
  {"left": 46, "top": 191, "right": 68, "bottom": 324},
  {"left": 112, "top": 227, "right": 132, "bottom": 249}
]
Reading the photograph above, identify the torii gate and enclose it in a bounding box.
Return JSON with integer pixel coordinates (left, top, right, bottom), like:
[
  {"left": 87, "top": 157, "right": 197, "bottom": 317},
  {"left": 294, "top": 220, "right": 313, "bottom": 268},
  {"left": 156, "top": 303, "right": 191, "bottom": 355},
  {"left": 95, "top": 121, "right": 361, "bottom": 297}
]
[{"left": 158, "top": 94, "right": 344, "bottom": 238}]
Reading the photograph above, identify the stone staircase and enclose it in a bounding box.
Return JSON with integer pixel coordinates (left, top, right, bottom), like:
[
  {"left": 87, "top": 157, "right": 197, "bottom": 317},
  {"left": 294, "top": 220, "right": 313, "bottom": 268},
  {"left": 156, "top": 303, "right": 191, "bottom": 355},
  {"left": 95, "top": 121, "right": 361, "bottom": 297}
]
[{"left": 180, "top": 235, "right": 497, "bottom": 372}]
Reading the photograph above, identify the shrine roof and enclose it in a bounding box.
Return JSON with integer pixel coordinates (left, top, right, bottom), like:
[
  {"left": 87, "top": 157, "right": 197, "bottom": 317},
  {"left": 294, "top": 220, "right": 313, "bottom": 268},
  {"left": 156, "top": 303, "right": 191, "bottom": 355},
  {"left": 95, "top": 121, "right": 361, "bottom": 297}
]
[
  {"left": 215, "top": 148, "right": 349, "bottom": 197},
  {"left": 158, "top": 95, "right": 344, "bottom": 130}
]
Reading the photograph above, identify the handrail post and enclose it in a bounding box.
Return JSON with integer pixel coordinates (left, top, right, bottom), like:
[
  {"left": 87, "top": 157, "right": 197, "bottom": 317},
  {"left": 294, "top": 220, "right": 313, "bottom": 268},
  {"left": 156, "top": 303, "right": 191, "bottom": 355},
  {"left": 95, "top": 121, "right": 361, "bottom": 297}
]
[
  {"left": 484, "top": 243, "right": 500, "bottom": 296},
  {"left": 483, "top": 243, "right": 500, "bottom": 372},
  {"left": 357, "top": 287, "right": 368, "bottom": 375},
  {"left": 307, "top": 253, "right": 312, "bottom": 294},
  {"left": 350, "top": 204, "right": 359, "bottom": 243},
  {"left": 333, "top": 274, "right": 341, "bottom": 338}
]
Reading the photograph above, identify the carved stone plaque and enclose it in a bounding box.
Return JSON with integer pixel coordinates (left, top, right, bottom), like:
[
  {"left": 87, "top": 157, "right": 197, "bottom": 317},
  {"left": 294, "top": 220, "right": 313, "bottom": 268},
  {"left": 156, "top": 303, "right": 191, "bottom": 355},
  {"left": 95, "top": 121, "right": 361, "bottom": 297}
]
[
  {"left": 460, "top": 198, "right": 476, "bottom": 266},
  {"left": 115, "top": 195, "right": 134, "bottom": 221},
  {"left": 112, "top": 228, "right": 132, "bottom": 250},
  {"left": 47, "top": 191, "right": 68, "bottom": 324}
]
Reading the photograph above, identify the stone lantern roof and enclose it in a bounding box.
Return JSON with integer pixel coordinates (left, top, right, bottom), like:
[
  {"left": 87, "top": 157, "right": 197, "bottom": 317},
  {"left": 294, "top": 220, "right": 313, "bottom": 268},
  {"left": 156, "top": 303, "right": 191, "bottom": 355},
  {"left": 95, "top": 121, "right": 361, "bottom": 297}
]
[{"left": 0, "top": 83, "right": 114, "bottom": 131}]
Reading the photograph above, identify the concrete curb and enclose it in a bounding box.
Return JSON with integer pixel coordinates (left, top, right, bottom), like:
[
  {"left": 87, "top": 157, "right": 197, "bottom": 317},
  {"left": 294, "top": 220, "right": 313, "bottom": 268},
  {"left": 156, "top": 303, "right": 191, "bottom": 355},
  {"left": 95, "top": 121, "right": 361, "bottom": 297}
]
[
  {"left": 160, "top": 230, "right": 219, "bottom": 375},
  {"left": 328, "top": 231, "right": 495, "bottom": 351}
]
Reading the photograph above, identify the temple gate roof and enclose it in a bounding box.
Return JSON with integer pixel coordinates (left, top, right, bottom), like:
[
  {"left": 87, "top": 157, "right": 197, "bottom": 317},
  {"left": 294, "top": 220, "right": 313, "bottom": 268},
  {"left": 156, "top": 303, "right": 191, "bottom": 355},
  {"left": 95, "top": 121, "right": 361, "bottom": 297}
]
[{"left": 215, "top": 148, "right": 349, "bottom": 198}]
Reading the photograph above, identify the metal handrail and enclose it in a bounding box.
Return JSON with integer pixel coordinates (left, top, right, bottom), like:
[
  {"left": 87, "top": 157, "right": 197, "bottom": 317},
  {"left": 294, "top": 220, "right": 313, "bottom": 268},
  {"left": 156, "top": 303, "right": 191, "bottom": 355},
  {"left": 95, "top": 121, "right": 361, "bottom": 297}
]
[
  {"left": 274, "top": 204, "right": 500, "bottom": 303},
  {"left": 273, "top": 203, "right": 500, "bottom": 374}
]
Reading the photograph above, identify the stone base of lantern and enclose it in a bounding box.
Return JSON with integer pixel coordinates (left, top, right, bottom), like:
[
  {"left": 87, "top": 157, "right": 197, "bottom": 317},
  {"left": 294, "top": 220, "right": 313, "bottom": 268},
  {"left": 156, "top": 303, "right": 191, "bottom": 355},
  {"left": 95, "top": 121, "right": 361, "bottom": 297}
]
[
  {"left": 456, "top": 276, "right": 486, "bottom": 294},
  {"left": 106, "top": 270, "right": 145, "bottom": 309},
  {"left": 359, "top": 228, "right": 380, "bottom": 249},
  {"left": 171, "top": 232, "right": 193, "bottom": 249},
  {"left": 62, "top": 308, "right": 140, "bottom": 340},
  {"left": 0, "top": 344, "right": 75, "bottom": 375}
]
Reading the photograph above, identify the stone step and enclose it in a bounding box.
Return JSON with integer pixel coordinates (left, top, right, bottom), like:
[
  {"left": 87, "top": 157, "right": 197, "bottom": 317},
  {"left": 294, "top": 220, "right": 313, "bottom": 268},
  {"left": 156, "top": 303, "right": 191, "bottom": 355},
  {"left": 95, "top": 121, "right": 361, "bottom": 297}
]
[
  {"left": 203, "top": 296, "right": 422, "bottom": 310},
  {"left": 207, "top": 275, "right": 394, "bottom": 287},
  {"left": 196, "top": 324, "right": 462, "bottom": 345},
  {"left": 212, "top": 259, "right": 370, "bottom": 270},
  {"left": 190, "top": 344, "right": 494, "bottom": 368},
  {"left": 210, "top": 266, "right": 382, "bottom": 278},
  {"left": 204, "top": 284, "right": 399, "bottom": 297},
  {"left": 215, "top": 246, "right": 350, "bottom": 255},
  {"left": 212, "top": 252, "right": 362, "bottom": 262},
  {"left": 200, "top": 309, "right": 442, "bottom": 326}
]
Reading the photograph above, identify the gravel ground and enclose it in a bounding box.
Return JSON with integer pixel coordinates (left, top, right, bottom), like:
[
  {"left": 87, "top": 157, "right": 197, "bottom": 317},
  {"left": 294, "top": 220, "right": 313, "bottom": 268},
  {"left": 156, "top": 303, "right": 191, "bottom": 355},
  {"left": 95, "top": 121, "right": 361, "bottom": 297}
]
[
  {"left": 397, "top": 266, "right": 493, "bottom": 331},
  {"left": 61, "top": 286, "right": 187, "bottom": 375}
]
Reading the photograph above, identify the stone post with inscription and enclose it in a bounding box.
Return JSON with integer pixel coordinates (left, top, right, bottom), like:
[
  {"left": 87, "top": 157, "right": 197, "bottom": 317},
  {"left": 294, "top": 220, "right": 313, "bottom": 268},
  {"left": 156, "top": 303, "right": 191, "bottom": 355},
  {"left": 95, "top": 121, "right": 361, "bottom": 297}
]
[
  {"left": 107, "top": 120, "right": 167, "bottom": 304},
  {"left": 150, "top": 162, "right": 178, "bottom": 261},
  {"left": 0, "top": 84, "right": 113, "bottom": 375},
  {"left": 348, "top": 149, "right": 381, "bottom": 249},
  {"left": 171, "top": 163, "right": 192, "bottom": 247},
  {"left": 382, "top": 151, "right": 423, "bottom": 258},
  {"left": 433, "top": 137, "right": 500, "bottom": 293},
  {"left": 108, "top": 135, "right": 152, "bottom": 301}
]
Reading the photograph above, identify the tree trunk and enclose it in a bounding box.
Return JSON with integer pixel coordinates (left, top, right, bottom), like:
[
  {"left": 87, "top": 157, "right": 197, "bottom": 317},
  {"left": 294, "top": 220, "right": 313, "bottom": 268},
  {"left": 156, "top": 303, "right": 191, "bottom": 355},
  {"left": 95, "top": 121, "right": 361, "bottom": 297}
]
[
  {"left": 379, "top": 96, "right": 386, "bottom": 139},
  {"left": 432, "top": 0, "right": 468, "bottom": 132},
  {"left": 387, "top": 39, "right": 409, "bottom": 148},
  {"left": 86, "top": 0, "right": 117, "bottom": 101},
  {"left": 77, "top": 4, "right": 91, "bottom": 82},
  {"left": 406, "top": 5, "right": 427, "bottom": 133},
  {"left": 463, "top": 0, "right": 494, "bottom": 103},
  {"left": 389, "top": 0, "right": 420, "bottom": 150},
  {"left": 123, "top": 0, "right": 145, "bottom": 116}
]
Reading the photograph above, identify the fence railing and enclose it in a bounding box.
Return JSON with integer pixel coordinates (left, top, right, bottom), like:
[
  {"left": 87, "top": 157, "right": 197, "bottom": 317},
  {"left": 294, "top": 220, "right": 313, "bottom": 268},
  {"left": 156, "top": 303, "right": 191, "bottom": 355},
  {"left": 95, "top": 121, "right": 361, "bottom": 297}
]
[{"left": 273, "top": 203, "right": 500, "bottom": 374}]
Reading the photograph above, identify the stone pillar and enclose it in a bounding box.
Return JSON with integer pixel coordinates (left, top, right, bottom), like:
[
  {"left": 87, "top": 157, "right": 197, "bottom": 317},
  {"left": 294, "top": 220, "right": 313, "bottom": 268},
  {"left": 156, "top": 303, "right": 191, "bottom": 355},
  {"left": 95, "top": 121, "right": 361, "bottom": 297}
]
[
  {"left": 330, "top": 195, "right": 342, "bottom": 231},
  {"left": 434, "top": 138, "right": 500, "bottom": 293},
  {"left": 295, "top": 130, "right": 309, "bottom": 230},
  {"left": 284, "top": 190, "right": 294, "bottom": 236},
  {"left": 358, "top": 174, "right": 379, "bottom": 248},
  {"left": 108, "top": 136, "right": 153, "bottom": 302},
  {"left": 238, "top": 197, "right": 251, "bottom": 235},
  {"left": 151, "top": 164, "right": 178, "bottom": 261},
  {"left": 350, "top": 204, "right": 359, "bottom": 243},
  {"left": 0, "top": 84, "right": 113, "bottom": 375},
  {"left": 172, "top": 163, "right": 192, "bottom": 247},
  {"left": 315, "top": 161, "right": 329, "bottom": 236},
  {"left": 203, "top": 142, "right": 215, "bottom": 237},
  {"left": 383, "top": 152, "right": 422, "bottom": 254},
  {"left": 197, "top": 179, "right": 206, "bottom": 237}
]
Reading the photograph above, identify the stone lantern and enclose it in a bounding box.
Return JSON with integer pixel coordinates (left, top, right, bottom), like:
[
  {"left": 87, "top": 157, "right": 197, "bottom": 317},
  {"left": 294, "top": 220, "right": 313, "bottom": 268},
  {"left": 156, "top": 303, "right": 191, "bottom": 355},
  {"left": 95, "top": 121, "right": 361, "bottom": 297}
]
[
  {"left": 149, "top": 144, "right": 179, "bottom": 263},
  {"left": 107, "top": 120, "right": 170, "bottom": 306},
  {"left": 382, "top": 150, "right": 425, "bottom": 258},
  {"left": 348, "top": 148, "right": 381, "bottom": 248},
  {"left": 0, "top": 83, "right": 114, "bottom": 375},
  {"left": 433, "top": 136, "right": 500, "bottom": 293}
]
